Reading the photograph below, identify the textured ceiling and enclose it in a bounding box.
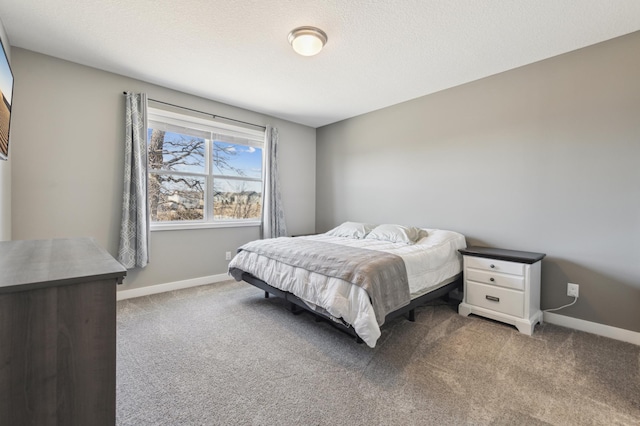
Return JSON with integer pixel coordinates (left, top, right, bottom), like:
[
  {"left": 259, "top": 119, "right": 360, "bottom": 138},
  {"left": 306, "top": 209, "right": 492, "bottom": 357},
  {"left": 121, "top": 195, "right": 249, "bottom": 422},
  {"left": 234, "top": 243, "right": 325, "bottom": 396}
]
[{"left": 1, "top": 1, "right": 640, "bottom": 128}]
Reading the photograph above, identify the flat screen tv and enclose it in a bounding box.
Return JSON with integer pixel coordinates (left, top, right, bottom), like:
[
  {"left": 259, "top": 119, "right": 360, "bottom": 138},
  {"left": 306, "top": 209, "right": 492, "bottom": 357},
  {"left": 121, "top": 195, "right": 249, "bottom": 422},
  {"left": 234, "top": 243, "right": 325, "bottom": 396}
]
[{"left": 0, "top": 37, "right": 13, "bottom": 160}]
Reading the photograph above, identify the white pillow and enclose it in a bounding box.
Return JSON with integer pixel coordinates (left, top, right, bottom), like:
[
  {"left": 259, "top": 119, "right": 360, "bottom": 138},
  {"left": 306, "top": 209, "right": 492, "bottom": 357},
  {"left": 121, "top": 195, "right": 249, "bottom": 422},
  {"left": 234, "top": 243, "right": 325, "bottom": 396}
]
[
  {"left": 365, "top": 224, "right": 423, "bottom": 244},
  {"left": 325, "top": 222, "right": 375, "bottom": 239}
]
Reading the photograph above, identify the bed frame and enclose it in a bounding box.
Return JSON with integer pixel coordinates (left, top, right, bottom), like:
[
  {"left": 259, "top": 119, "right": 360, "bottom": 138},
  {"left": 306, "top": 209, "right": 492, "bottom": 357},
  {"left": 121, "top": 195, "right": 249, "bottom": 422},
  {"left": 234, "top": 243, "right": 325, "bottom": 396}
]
[{"left": 239, "top": 271, "right": 463, "bottom": 343}]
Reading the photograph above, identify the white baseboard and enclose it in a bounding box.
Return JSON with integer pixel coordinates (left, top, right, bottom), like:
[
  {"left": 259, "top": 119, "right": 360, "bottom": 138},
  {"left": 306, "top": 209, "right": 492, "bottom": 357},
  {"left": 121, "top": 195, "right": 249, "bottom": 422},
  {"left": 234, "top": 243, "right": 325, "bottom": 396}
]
[
  {"left": 544, "top": 311, "right": 640, "bottom": 346},
  {"left": 117, "top": 273, "right": 231, "bottom": 301}
]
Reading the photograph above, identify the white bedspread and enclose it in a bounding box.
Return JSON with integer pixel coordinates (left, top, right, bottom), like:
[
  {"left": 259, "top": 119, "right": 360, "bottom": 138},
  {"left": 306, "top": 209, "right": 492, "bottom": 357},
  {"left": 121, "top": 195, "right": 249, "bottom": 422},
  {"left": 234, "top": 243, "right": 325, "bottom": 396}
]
[{"left": 228, "top": 229, "right": 466, "bottom": 347}]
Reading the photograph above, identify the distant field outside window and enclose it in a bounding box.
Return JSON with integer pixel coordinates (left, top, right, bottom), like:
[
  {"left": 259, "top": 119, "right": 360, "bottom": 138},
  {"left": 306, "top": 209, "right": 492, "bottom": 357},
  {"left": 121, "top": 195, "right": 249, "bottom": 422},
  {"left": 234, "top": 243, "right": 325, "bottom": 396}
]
[{"left": 147, "top": 108, "right": 264, "bottom": 228}]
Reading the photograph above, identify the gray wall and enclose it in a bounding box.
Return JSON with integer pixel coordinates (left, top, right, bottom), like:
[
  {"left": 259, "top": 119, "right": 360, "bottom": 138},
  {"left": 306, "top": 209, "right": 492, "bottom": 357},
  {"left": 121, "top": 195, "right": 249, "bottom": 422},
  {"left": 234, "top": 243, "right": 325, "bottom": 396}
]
[
  {"left": 316, "top": 32, "right": 640, "bottom": 333},
  {"left": 0, "top": 19, "right": 10, "bottom": 241},
  {"left": 10, "top": 48, "right": 316, "bottom": 291}
]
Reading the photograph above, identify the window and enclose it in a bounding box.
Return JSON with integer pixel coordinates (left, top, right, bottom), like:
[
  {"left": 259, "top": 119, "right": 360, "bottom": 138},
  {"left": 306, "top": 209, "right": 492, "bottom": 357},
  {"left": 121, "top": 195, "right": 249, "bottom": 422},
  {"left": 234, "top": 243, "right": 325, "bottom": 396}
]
[{"left": 147, "top": 108, "right": 264, "bottom": 230}]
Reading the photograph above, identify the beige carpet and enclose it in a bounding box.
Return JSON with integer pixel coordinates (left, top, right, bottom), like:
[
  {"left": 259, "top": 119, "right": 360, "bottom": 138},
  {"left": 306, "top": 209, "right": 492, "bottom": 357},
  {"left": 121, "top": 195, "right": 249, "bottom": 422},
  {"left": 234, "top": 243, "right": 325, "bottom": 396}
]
[{"left": 116, "top": 280, "right": 640, "bottom": 425}]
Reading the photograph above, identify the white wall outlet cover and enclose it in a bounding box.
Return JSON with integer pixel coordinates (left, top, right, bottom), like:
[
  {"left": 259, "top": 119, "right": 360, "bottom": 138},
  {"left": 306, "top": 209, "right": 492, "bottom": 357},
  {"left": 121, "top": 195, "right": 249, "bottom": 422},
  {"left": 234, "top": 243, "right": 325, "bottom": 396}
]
[{"left": 567, "top": 283, "right": 579, "bottom": 298}]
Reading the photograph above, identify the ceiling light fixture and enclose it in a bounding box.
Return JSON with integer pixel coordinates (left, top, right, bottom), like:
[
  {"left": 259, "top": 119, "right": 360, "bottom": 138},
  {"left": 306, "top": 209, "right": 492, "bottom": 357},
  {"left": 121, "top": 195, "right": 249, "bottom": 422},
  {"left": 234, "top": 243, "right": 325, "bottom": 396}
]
[{"left": 288, "top": 26, "right": 328, "bottom": 57}]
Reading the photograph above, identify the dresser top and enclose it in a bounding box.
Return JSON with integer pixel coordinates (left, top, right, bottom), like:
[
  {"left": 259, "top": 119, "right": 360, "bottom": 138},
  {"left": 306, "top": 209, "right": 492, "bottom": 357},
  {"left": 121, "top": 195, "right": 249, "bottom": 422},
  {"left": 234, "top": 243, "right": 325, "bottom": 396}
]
[
  {"left": 459, "top": 246, "right": 545, "bottom": 264},
  {"left": 0, "top": 238, "right": 127, "bottom": 293}
]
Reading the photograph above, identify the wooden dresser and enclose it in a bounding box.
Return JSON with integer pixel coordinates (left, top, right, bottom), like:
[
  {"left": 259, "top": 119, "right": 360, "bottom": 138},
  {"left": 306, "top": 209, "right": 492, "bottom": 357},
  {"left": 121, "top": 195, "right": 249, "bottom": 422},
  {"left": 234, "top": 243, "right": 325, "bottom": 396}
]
[{"left": 0, "top": 238, "right": 126, "bottom": 425}]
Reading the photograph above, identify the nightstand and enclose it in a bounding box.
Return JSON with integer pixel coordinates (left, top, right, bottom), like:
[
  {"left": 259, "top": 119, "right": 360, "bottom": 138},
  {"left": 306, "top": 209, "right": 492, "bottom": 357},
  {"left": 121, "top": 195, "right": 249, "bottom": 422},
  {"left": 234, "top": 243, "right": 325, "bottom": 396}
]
[{"left": 458, "top": 246, "right": 545, "bottom": 335}]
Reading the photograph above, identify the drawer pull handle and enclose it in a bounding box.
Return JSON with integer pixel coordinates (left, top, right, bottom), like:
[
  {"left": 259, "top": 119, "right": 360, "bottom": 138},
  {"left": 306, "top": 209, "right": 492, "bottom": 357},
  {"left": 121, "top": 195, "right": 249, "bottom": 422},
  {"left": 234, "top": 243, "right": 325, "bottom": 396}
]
[
  {"left": 490, "top": 264, "right": 495, "bottom": 269},
  {"left": 489, "top": 277, "right": 495, "bottom": 282},
  {"left": 486, "top": 295, "right": 500, "bottom": 302}
]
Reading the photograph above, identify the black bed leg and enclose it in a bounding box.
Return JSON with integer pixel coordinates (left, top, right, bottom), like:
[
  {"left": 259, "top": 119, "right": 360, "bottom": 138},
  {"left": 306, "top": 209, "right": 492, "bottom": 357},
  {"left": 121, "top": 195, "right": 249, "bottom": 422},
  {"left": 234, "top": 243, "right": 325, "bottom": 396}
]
[
  {"left": 290, "top": 303, "right": 303, "bottom": 315},
  {"left": 264, "top": 291, "right": 269, "bottom": 299},
  {"left": 408, "top": 309, "right": 415, "bottom": 322}
]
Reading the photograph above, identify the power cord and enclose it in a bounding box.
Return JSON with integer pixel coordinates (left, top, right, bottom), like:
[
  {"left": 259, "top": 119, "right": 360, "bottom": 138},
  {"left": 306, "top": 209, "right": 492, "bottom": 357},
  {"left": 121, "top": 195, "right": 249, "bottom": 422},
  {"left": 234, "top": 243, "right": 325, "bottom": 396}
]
[{"left": 544, "top": 296, "right": 577, "bottom": 312}]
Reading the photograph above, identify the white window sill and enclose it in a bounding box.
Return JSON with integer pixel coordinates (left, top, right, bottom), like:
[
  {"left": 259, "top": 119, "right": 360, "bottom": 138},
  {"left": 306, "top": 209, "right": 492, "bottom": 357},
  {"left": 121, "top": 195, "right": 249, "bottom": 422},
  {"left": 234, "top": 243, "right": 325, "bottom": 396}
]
[{"left": 150, "top": 221, "right": 261, "bottom": 232}]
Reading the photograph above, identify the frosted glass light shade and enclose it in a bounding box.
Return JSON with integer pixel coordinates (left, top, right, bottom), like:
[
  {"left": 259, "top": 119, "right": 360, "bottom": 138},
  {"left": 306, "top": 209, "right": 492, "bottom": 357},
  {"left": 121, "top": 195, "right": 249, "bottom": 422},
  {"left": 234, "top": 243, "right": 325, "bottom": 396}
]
[{"left": 288, "top": 27, "right": 327, "bottom": 56}]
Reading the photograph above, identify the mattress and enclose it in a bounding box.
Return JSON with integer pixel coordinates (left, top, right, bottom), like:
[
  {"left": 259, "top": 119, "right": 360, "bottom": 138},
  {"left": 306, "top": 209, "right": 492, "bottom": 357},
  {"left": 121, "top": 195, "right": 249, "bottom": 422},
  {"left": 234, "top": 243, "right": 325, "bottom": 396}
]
[{"left": 228, "top": 229, "right": 466, "bottom": 347}]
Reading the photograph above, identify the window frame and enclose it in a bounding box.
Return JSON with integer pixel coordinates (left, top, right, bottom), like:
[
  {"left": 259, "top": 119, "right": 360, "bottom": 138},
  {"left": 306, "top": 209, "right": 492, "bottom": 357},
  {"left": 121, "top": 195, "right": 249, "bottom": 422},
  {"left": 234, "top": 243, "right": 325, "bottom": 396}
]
[{"left": 147, "top": 108, "right": 265, "bottom": 231}]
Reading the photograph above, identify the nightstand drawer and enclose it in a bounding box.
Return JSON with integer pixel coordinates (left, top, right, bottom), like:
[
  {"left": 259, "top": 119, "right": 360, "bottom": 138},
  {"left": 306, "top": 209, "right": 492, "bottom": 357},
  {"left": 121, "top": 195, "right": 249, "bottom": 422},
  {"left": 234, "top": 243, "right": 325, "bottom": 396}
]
[
  {"left": 466, "top": 281, "right": 524, "bottom": 318},
  {"left": 466, "top": 269, "right": 524, "bottom": 291},
  {"left": 465, "top": 256, "right": 524, "bottom": 276}
]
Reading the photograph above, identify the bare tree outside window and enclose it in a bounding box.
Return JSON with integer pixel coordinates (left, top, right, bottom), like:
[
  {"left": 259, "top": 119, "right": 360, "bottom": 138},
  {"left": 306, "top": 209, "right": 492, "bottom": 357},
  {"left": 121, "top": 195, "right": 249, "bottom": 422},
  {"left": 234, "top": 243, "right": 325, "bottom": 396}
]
[
  {"left": 148, "top": 129, "right": 205, "bottom": 221},
  {"left": 147, "top": 125, "right": 263, "bottom": 224}
]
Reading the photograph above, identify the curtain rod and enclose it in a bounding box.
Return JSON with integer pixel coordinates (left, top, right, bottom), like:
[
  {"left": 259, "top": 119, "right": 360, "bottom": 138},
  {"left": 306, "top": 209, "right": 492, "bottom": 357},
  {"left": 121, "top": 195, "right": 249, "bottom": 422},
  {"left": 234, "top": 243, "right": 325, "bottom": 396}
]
[{"left": 122, "top": 92, "right": 266, "bottom": 130}]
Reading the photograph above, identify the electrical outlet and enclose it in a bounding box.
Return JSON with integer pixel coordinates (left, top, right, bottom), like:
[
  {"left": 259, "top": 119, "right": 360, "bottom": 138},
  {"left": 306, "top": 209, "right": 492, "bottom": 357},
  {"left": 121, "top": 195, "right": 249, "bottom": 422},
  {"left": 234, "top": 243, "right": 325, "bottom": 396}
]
[
  {"left": 567, "top": 283, "right": 579, "bottom": 298},
  {"left": 225, "top": 251, "right": 231, "bottom": 261}
]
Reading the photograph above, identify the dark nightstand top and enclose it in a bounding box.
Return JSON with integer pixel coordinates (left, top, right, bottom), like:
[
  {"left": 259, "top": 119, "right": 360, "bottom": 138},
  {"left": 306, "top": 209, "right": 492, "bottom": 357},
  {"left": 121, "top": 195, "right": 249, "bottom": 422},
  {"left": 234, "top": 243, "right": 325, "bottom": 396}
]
[{"left": 459, "top": 246, "right": 545, "bottom": 264}]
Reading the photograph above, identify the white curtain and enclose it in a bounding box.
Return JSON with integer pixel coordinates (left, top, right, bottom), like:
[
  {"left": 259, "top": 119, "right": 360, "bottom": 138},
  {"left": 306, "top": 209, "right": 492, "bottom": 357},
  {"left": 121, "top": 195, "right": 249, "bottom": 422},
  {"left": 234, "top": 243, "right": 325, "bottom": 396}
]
[
  {"left": 118, "top": 92, "right": 149, "bottom": 268},
  {"left": 261, "top": 126, "right": 287, "bottom": 239}
]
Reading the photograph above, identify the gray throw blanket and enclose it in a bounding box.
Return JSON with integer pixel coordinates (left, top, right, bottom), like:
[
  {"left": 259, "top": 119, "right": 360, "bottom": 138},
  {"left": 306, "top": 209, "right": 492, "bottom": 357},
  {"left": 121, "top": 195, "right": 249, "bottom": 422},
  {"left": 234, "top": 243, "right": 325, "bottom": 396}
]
[{"left": 229, "top": 237, "right": 410, "bottom": 325}]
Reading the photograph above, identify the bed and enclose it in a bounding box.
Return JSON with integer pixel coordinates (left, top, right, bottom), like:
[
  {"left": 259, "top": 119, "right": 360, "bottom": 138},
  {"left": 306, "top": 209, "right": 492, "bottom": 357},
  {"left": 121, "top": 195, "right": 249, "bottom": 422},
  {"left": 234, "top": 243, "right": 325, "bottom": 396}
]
[{"left": 228, "top": 222, "right": 466, "bottom": 347}]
